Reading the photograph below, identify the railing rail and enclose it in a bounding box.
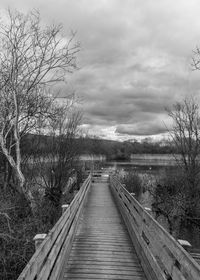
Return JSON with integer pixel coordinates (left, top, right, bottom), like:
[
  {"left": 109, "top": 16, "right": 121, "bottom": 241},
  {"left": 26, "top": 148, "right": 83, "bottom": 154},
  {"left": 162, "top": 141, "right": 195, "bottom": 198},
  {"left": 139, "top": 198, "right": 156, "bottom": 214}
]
[
  {"left": 17, "top": 174, "right": 91, "bottom": 280},
  {"left": 110, "top": 175, "right": 200, "bottom": 280}
]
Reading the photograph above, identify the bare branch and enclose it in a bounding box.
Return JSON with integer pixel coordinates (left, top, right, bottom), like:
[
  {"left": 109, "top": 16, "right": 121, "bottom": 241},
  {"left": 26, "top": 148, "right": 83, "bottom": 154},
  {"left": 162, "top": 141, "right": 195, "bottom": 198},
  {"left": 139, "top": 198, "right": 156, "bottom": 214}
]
[{"left": 0, "top": 9, "right": 80, "bottom": 202}]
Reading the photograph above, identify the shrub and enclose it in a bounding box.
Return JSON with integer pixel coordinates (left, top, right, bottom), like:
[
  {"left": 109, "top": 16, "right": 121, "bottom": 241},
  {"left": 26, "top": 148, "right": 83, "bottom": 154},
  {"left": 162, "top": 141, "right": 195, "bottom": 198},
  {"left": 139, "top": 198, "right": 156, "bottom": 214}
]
[
  {"left": 122, "top": 171, "right": 143, "bottom": 198},
  {"left": 0, "top": 190, "right": 35, "bottom": 280},
  {"left": 151, "top": 168, "right": 188, "bottom": 236}
]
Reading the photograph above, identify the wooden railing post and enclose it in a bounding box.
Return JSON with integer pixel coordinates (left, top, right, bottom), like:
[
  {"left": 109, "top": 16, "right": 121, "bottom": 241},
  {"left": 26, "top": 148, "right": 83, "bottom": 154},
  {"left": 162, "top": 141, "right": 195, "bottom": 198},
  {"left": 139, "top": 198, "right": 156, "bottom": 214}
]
[
  {"left": 144, "top": 207, "right": 152, "bottom": 212},
  {"left": 33, "top": 233, "right": 47, "bottom": 251},
  {"left": 178, "top": 239, "right": 191, "bottom": 251},
  {"left": 61, "top": 204, "right": 69, "bottom": 214}
]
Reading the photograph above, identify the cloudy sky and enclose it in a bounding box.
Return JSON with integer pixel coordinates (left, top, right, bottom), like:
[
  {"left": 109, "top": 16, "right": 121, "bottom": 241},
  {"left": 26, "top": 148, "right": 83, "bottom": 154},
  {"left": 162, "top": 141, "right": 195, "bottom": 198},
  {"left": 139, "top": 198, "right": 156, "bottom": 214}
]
[{"left": 1, "top": 0, "right": 200, "bottom": 141}]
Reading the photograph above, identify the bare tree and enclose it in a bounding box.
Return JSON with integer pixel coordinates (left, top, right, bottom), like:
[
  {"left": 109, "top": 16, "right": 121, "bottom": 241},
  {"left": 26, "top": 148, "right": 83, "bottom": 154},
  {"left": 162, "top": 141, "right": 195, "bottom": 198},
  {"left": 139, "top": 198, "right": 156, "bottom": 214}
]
[
  {"left": 0, "top": 9, "right": 80, "bottom": 202},
  {"left": 45, "top": 99, "right": 82, "bottom": 193},
  {"left": 167, "top": 97, "right": 200, "bottom": 190},
  {"left": 156, "top": 96, "right": 200, "bottom": 227},
  {"left": 151, "top": 98, "right": 200, "bottom": 236}
]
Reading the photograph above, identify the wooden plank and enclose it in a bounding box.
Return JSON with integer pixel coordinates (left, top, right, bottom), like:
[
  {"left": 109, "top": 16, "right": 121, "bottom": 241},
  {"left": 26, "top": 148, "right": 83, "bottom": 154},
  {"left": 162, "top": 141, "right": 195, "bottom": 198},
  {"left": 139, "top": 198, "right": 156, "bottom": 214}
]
[
  {"left": 67, "top": 260, "right": 143, "bottom": 268},
  {"left": 49, "top": 208, "right": 80, "bottom": 280},
  {"left": 66, "top": 268, "right": 145, "bottom": 276},
  {"left": 17, "top": 206, "right": 71, "bottom": 280},
  {"left": 37, "top": 203, "right": 79, "bottom": 280},
  {"left": 63, "top": 177, "right": 147, "bottom": 280},
  {"left": 111, "top": 186, "right": 162, "bottom": 280},
  {"left": 49, "top": 178, "right": 91, "bottom": 280},
  {"left": 71, "top": 245, "right": 135, "bottom": 253},
  {"left": 110, "top": 176, "right": 200, "bottom": 280},
  {"left": 64, "top": 272, "right": 145, "bottom": 280},
  {"left": 68, "top": 263, "right": 143, "bottom": 271},
  {"left": 112, "top": 187, "right": 164, "bottom": 280},
  {"left": 37, "top": 180, "right": 91, "bottom": 280},
  {"left": 17, "top": 174, "right": 91, "bottom": 280}
]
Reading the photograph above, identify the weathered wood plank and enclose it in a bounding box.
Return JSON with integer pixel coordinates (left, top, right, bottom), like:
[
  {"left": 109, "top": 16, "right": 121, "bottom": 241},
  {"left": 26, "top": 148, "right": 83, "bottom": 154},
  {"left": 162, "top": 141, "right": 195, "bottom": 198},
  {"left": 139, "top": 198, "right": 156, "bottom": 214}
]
[
  {"left": 63, "top": 177, "right": 147, "bottom": 280},
  {"left": 17, "top": 174, "right": 91, "bottom": 280},
  {"left": 110, "top": 175, "right": 200, "bottom": 280},
  {"left": 66, "top": 268, "right": 145, "bottom": 276},
  {"left": 50, "top": 177, "right": 91, "bottom": 280},
  {"left": 67, "top": 263, "right": 143, "bottom": 271},
  {"left": 64, "top": 272, "right": 145, "bottom": 280},
  {"left": 112, "top": 185, "right": 164, "bottom": 280}
]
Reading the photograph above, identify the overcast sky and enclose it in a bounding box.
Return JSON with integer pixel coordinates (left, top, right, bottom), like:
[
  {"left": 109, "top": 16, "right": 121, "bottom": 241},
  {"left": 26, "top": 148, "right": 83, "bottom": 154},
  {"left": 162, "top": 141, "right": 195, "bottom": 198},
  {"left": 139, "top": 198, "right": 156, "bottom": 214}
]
[{"left": 1, "top": 0, "right": 200, "bottom": 141}]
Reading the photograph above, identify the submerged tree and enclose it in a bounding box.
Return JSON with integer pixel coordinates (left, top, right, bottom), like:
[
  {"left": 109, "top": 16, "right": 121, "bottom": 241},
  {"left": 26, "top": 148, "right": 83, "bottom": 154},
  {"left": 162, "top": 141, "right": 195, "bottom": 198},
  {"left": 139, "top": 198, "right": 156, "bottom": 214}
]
[{"left": 0, "top": 9, "right": 80, "bottom": 202}]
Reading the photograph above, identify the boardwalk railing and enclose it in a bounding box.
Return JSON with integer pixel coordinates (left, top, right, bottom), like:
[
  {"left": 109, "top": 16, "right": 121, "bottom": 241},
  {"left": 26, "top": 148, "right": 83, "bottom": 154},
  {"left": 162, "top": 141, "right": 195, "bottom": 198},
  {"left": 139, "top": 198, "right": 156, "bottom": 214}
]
[
  {"left": 110, "top": 175, "right": 200, "bottom": 280},
  {"left": 17, "top": 174, "right": 91, "bottom": 280}
]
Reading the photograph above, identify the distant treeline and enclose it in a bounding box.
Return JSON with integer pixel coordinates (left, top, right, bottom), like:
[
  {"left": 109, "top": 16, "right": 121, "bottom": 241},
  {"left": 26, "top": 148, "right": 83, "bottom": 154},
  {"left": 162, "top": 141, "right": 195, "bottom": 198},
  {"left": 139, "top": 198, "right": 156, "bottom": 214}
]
[
  {"left": 78, "top": 137, "right": 176, "bottom": 160},
  {"left": 20, "top": 134, "right": 176, "bottom": 160}
]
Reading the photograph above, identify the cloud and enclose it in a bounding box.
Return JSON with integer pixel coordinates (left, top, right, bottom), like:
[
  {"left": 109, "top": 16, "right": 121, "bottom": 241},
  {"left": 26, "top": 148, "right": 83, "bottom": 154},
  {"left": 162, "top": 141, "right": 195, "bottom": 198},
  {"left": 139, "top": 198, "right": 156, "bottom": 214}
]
[
  {"left": 116, "top": 121, "right": 168, "bottom": 136},
  {"left": 1, "top": 0, "right": 200, "bottom": 139}
]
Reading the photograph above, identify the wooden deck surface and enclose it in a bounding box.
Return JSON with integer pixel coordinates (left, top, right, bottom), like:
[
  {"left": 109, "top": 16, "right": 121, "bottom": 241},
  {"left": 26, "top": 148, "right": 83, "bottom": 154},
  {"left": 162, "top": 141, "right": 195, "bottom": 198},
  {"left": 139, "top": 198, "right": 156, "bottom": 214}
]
[{"left": 63, "top": 175, "right": 147, "bottom": 280}]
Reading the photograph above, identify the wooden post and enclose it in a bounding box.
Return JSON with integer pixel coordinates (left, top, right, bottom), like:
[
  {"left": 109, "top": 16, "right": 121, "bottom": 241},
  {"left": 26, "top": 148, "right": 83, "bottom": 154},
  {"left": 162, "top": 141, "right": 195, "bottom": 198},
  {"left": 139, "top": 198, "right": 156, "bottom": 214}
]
[
  {"left": 33, "top": 233, "right": 47, "bottom": 251},
  {"left": 178, "top": 239, "right": 192, "bottom": 251},
  {"left": 62, "top": 204, "right": 69, "bottom": 214},
  {"left": 144, "top": 207, "right": 152, "bottom": 212}
]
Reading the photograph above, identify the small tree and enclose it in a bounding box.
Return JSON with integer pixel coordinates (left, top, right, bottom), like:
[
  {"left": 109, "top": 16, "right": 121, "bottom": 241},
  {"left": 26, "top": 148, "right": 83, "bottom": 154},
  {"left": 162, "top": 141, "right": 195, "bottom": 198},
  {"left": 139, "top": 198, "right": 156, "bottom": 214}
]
[
  {"left": 122, "top": 171, "right": 143, "bottom": 199},
  {"left": 153, "top": 97, "right": 200, "bottom": 227},
  {"left": 25, "top": 99, "right": 82, "bottom": 222},
  {"left": 0, "top": 9, "right": 80, "bottom": 203},
  {"left": 43, "top": 100, "right": 82, "bottom": 199},
  {"left": 167, "top": 97, "right": 200, "bottom": 192},
  {"left": 151, "top": 98, "right": 200, "bottom": 236},
  {"left": 151, "top": 168, "right": 187, "bottom": 236}
]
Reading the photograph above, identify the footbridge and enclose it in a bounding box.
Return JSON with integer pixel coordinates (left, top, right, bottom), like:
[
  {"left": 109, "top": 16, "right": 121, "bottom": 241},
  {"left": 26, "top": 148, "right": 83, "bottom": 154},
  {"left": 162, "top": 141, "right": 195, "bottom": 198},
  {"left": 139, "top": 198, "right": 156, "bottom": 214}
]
[{"left": 17, "top": 170, "right": 200, "bottom": 280}]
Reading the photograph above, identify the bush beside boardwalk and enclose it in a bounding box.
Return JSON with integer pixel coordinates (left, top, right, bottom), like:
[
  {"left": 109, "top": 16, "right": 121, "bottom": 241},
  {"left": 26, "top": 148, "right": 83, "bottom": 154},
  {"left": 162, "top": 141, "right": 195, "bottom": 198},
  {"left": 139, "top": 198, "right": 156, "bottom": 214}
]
[
  {"left": 121, "top": 171, "right": 144, "bottom": 199},
  {"left": 119, "top": 166, "right": 200, "bottom": 248},
  {"left": 0, "top": 166, "right": 84, "bottom": 280}
]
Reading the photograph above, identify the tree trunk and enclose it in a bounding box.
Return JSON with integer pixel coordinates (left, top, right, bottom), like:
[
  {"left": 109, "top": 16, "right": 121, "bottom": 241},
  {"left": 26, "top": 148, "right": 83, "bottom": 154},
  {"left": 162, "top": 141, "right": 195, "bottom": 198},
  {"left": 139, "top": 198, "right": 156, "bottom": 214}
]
[
  {"left": 3, "top": 160, "right": 10, "bottom": 192},
  {"left": 0, "top": 135, "right": 32, "bottom": 203}
]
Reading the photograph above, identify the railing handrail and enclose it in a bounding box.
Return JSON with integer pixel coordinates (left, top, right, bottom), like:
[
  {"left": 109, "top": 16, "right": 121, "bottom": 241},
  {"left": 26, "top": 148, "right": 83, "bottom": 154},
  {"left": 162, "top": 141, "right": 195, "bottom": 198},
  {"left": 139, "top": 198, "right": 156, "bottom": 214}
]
[
  {"left": 110, "top": 175, "right": 200, "bottom": 280},
  {"left": 17, "top": 174, "right": 91, "bottom": 280}
]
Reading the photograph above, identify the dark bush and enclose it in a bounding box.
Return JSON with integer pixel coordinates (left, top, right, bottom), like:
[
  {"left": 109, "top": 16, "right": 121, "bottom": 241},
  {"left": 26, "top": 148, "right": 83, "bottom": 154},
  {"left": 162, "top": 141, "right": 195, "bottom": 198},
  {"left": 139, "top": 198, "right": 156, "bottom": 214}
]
[
  {"left": 152, "top": 168, "right": 188, "bottom": 236},
  {"left": 122, "top": 171, "right": 143, "bottom": 198}
]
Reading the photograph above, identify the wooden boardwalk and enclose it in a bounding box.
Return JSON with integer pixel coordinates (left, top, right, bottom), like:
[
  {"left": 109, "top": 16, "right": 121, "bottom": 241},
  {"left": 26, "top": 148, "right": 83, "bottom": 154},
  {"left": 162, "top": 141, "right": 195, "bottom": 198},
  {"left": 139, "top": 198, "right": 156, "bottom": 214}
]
[
  {"left": 17, "top": 172, "right": 200, "bottom": 280},
  {"left": 63, "top": 176, "right": 147, "bottom": 280}
]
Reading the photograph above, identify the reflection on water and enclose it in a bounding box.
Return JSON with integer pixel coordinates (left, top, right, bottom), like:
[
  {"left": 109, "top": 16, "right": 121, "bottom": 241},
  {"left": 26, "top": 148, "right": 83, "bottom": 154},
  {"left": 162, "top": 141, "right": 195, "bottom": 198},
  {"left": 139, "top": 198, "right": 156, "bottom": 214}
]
[
  {"left": 102, "top": 160, "right": 200, "bottom": 251},
  {"left": 104, "top": 160, "right": 167, "bottom": 174}
]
